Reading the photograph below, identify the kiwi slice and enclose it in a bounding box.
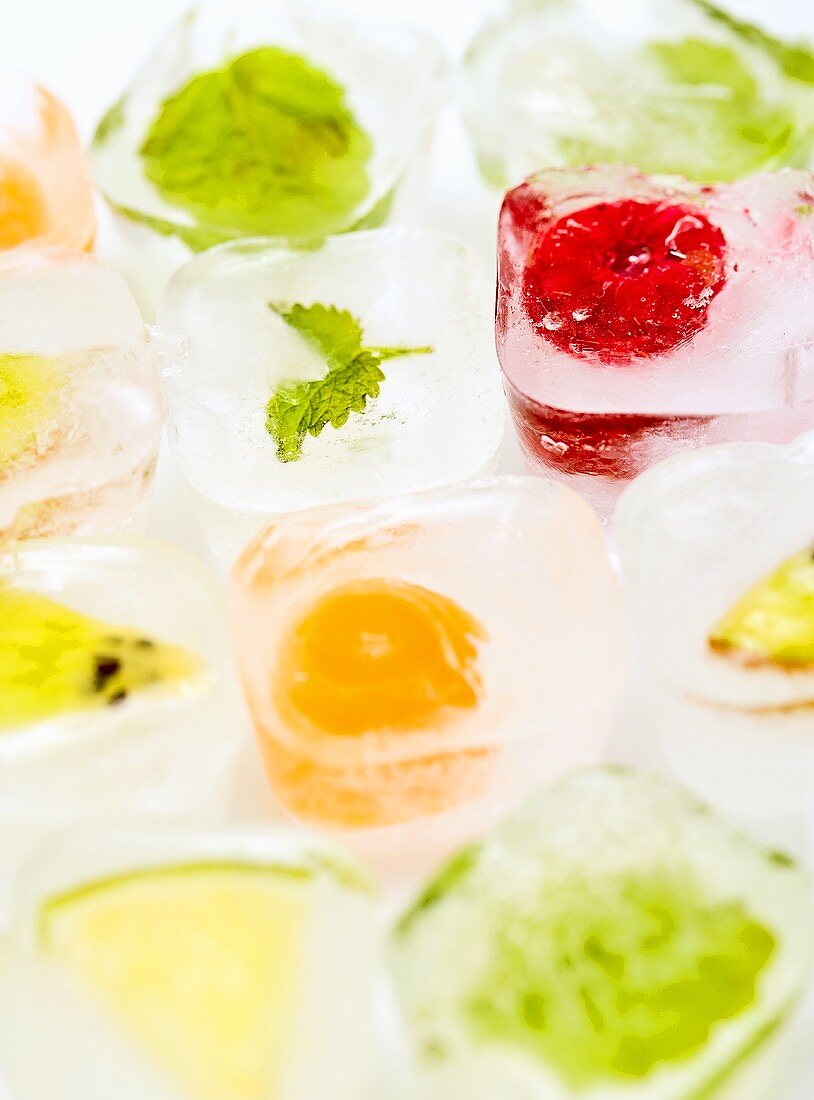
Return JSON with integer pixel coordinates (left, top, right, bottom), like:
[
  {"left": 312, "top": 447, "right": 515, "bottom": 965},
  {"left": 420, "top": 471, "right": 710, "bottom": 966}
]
[
  {"left": 0, "top": 585, "right": 199, "bottom": 731},
  {"left": 710, "top": 548, "right": 814, "bottom": 669}
]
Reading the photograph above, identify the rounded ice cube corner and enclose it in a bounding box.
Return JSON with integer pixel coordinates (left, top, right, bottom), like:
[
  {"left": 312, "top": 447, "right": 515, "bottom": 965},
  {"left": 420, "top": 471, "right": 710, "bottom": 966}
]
[
  {"left": 0, "top": 824, "right": 377, "bottom": 1100},
  {"left": 616, "top": 431, "right": 814, "bottom": 824},
  {"left": 462, "top": 0, "right": 814, "bottom": 192},
  {"left": 157, "top": 227, "right": 506, "bottom": 568},
  {"left": 0, "top": 248, "right": 163, "bottom": 542},
  {"left": 0, "top": 73, "right": 95, "bottom": 253},
  {"left": 91, "top": 0, "right": 449, "bottom": 308},
  {"left": 0, "top": 536, "right": 248, "bottom": 895},
  {"left": 228, "top": 476, "right": 627, "bottom": 869},
  {"left": 391, "top": 767, "right": 814, "bottom": 1100},
  {"left": 496, "top": 165, "right": 814, "bottom": 520}
]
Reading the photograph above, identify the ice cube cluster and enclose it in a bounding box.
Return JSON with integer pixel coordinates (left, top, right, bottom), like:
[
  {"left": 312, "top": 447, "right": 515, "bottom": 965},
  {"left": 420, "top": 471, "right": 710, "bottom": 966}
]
[{"left": 2, "top": 0, "right": 814, "bottom": 1097}]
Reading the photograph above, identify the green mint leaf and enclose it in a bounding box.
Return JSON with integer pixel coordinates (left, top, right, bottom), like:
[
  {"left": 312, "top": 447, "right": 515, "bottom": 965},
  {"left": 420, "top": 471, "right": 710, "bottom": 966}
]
[
  {"left": 689, "top": 0, "right": 814, "bottom": 85},
  {"left": 139, "top": 47, "right": 372, "bottom": 238},
  {"left": 269, "top": 302, "right": 364, "bottom": 369},
  {"left": 265, "top": 302, "right": 433, "bottom": 461}
]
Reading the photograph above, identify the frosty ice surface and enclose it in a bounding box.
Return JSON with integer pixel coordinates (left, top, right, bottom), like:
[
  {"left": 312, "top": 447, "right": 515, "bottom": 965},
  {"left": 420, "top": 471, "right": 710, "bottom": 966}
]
[
  {"left": 463, "top": 0, "right": 814, "bottom": 191},
  {"left": 392, "top": 768, "right": 814, "bottom": 1100},
  {"left": 229, "top": 478, "right": 626, "bottom": 870},
  {"left": 497, "top": 166, "right": 814, "bottom": 519},
  {"left": 0, "top": 538, "right": 247, "bottom": 900},
  {"left": 0, "top": 74, "right": 95, "bottom": 252},
  {"left": 0, "top": 825, "right": 376, "bottom": 1100},
  {"left": 92, "top": 0, "right": 447, "bottom": 310},
  {"left": 0, "top": 249, "right": 163, "bottom": 541},
  {"left": 160, "top": 228, "right": 505, "bottom": 568},
  {"left": 617, "top": 432, "right": 814, "bottom": 825}
]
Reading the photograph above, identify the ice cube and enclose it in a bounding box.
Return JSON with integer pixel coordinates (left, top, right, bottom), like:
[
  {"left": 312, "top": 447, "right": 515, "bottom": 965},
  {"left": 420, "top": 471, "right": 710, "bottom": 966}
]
[
  {"left": 0, "top": 825, "right": 377, "bottom": 1100},
  {"left": 0, "top": 248, "right": 163, "bottom": 541},
  {"left": 497, "top": 165, "right": 814, "bottom": 519},
  {"left": 391, "top": 767, "right": 813, "bottom": 1100},
  {"left": 92, "top": 0, "right": 448, "bottom": 312},
  {"left": 228, "top": 477, "right": 626, "bottom": 874},
  {"left": 0, "top": 74, "right": 95, "bottom": 252},
  {"left": 616, "top": 432, "right": 814, "bottom": 824},
  {"left": 159, "top": 228, "right": 505, "bottom": 569},
  {"left": 463, "top": 0, "right": 814, "bottom": 191},
  {"left": 0, "top": 537, "right": 248, "bottom": 908}
]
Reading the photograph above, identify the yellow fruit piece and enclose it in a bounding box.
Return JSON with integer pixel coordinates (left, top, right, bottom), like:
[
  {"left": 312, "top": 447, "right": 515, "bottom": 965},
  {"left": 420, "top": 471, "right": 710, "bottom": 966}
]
[
  {"left": 40, "top": 864, "right": 308, "bottom": 1100},
  {"left": 0, "top": 352, "right": 61, "bottom": 470},
  {"left": 0, "top": 161, "right": 47, "bottom": 248},
  {"left": 710, "top": 548, "right": 814, "bottom": 669},
  {"left": 276, "top": 577, "right": 487, "bottom": 737},
  {"left": 0, "top": 586, "right": 199, "bottom": 732}
]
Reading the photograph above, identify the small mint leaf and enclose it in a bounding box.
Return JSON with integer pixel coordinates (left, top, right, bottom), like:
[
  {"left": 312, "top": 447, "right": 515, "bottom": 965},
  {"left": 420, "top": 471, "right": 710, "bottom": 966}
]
[{"left": 269, "top": 302, "right": 363, "bottom": 368}]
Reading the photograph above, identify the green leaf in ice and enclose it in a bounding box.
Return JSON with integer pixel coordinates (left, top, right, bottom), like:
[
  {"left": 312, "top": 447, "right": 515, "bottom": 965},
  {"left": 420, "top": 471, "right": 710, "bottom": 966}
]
[
  {"left": 688, "top": 0, "right": 814, "bottom": 86},
  {"left": 139, "top": 47, "right": 373, "bottom": 239},
  {"left": 265, "top": 303, "right": 433, "bottom": 462}
]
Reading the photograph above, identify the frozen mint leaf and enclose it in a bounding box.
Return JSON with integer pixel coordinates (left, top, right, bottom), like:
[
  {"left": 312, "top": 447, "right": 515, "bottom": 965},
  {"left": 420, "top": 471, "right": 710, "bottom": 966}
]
[
  {"left": 269, "top": 302, "right": 364, "bottom": 369},
  {"left": 689, "top": 0, "right": 814, "bottom": 85},
  {"left": 266, "top": 302, "right": 433, "bottom": 461},
  {"left": 139, "top": 47, "right": 373, "bottom": 238},
  {"left": 265, "top": 351, "right": 385, "bottom": 463}
]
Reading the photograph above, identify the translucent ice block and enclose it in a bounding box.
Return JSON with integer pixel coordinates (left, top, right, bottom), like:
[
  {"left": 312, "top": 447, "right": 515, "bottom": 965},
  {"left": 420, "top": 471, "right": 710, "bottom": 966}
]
[
  {"left": 463, "top": 0, "right": 814, "bottom": 191},
  {"left": 617, "top": 431, "right": 814, "bottom": 824},
  {"left": 0, "top": 74, "right": 95, "bottom": 252},
  {"left": 497, "top": 165, "right": 814, "bottom": 519},
  {"left": 0, "top": 249, "right": 163, "bottom": 541},
  {"left": 0, "top": 825, "right": 376, "bottom": 1100},
  {"left": 229, "top": 478, "right": 626, "bottom": 872},
  {"left": 392, "top": 768, "right": 814, "bottom": 1100},
  {"left": 160, "top": 228, "right": 505, "bottom": 568},
  {"left": 0, "top": 537, "right": 247, "bottom": 903},
  {"left": 92, "top": 0, "right": 447, "bottom": 311}
]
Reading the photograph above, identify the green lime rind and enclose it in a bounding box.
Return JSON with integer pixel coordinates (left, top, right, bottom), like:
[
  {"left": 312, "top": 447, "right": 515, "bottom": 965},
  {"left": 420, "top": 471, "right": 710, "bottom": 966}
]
[
  {"left": 265, "top": 301, "right": 433, "bottom": 462},
  {"left": 392, "top": 768, "right": 812, "bottom": 1095},
  {"left": 710, "top": 547, "right": 814, "bottom": 669},
  {"left": 138, "top": 47, "right": 373, "bottom": 240},
  {"left": 38, "top": 854, "right": 376, "bottom": 946}
]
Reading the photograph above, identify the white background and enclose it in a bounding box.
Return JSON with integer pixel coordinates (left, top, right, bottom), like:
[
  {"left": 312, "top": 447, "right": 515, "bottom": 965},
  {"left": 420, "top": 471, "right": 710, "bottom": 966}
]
[{"left": 2, "top": 0, "right": 814, "bottom": 1097}]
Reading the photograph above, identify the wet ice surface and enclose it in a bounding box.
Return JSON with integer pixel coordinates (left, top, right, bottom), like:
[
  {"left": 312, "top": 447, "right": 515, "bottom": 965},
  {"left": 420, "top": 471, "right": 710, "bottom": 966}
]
[{"left": 159, "top": 229, "right": 506, "bottom": 567}]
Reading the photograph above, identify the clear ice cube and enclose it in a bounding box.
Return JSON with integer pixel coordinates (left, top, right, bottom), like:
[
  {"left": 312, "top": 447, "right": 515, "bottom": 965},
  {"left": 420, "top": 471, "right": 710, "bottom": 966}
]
[
  {"left": 463, "top": 0, "right": 814, "bottom": 190},
  {"left": 0, "top": 825, "right": 376, "bottom": 1100},
  {"left": 0, "top": 249, "right": 163, "bottom": 541},
  {"left": 617, "top": 432, "right": 814, "bottom": 823},
  {"left": 229, "top": 477, "right": 626, "bottom": 873},
  {"left": 159, "top": 228, "right": 506, "bottom": 568},
  {"left": 92, "top": 0, "right": 448, "bottom": 310},
  {"left": 0, "top": 537, "right": 248, "bottom": 907},
  {"left": 497, "top": 165, "right": 814, "bottom": 518},
  {"left": 0, "top": 74, "right": 95, "bottom": 252},
  {"left": 392, "top": 767, "right": 813, "bottom": 1100}
]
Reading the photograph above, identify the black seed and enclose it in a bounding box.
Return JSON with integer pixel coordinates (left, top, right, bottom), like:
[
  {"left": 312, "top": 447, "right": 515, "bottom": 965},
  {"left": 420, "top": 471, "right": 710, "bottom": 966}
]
[
  {"left": 93, "top": 656, "right": 123, "bottom": 692},
  {"left": 107, "top": 689, "right": 128, "bottom": 706},
  {"left": 135, "top": 637, "right": 156, "bottom": 649}
]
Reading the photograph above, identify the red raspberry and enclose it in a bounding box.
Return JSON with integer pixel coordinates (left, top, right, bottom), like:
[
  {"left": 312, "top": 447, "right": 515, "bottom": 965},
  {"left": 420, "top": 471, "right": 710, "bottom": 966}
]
[{"left": 522, "top": 197, "right": 727, "bottom": 364}]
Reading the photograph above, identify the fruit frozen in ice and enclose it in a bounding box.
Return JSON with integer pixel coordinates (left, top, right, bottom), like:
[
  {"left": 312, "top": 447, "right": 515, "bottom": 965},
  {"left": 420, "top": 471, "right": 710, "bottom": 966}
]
[
  {"left": 0, "top": 75, "right": 95, "bottom": 251},
  {"left": 392, "top": 768, "right": 814, "bottom": 1099},
  {"left": 497, "top": 165, "right": 814, "bottom": 519}
]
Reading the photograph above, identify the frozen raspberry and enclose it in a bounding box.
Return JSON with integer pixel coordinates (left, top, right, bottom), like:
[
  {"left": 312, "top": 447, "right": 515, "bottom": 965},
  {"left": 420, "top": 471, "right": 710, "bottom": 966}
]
[{"left": 522, "top": 197, "right": 727, "bottom": 364}]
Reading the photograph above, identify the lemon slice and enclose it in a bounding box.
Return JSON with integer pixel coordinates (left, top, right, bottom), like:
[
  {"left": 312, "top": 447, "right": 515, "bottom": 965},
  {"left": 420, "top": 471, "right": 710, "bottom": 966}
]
[
  {"left": 709, "top": 548, "right": 814, "bottom": 669},
  {"left": 40, "top": 863, "right": 311, "bottom": 1100},
  {"left": 0, "top": 586, "right": 199, "bottom": 732},
  {"left": 0, "top": 352, "right": 61, "bottom": 471}
]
